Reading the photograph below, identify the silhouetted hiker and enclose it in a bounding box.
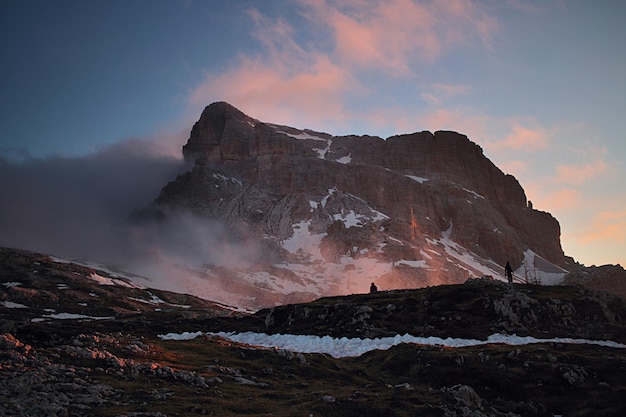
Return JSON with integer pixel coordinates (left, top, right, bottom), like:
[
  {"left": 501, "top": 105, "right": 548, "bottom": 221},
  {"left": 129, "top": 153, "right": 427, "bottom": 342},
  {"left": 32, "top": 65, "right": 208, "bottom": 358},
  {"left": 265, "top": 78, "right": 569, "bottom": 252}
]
[
  {"left": 505, "top": 261, "right": 513, "bottom": 283},
  {"left": 369, "top": 282, "right": 378, "bottom": 293}
]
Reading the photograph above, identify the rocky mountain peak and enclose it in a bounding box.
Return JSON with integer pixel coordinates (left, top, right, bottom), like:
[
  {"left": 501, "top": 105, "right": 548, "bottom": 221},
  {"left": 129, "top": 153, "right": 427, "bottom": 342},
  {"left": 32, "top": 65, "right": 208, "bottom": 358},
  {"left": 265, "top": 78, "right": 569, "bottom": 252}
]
[
  {"left": 182, "top": 101, "right": 259, "bottom": 163},
  {"left": 148, "top": 102, "right": 566, "bottom": 310}
]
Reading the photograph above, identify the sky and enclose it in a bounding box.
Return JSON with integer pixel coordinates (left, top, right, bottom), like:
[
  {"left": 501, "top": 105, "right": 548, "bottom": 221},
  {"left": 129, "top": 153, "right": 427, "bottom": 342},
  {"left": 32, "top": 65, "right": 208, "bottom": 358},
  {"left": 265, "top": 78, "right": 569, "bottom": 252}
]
[{"left": 1, "top": 0, "right": 625, "bottom": 267}]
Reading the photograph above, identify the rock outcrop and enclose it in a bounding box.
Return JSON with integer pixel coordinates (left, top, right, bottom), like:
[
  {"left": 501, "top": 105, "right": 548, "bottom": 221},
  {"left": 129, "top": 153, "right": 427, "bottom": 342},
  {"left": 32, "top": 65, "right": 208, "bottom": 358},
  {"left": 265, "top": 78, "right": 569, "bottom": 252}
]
[{"left": 146, "top": 102, "right": 566, "bottom": 308}]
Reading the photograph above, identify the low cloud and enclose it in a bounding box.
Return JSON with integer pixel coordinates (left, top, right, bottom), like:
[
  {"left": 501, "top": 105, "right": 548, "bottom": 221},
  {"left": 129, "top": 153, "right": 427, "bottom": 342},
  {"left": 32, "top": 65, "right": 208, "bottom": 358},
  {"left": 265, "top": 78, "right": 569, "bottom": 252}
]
[
  {"left": 0, "top": 136, "right": 185, "bottom": 257},
  {"left": 0, "top": 134, "right": 265, "bottom": 295}
]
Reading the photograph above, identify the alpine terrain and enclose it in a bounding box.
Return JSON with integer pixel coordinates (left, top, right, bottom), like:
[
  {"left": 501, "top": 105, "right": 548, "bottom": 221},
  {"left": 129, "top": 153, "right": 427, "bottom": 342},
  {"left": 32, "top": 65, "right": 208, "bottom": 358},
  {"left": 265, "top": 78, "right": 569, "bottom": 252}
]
[
  {"left": 2, "top": 102, "right": 626, "bottom": 416},
  {"left": 141, "top": 101, "right": 570, "bottom": 310},
  {"left": 1, "top": 247, "right": 625, "bottom": 416}
]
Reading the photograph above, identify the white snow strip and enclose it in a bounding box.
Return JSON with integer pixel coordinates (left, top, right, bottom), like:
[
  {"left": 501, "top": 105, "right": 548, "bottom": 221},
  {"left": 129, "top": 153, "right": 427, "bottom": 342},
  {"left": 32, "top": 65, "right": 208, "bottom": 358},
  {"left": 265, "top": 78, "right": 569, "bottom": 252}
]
[
  {"left": 38, "top": 313, "right": 113, "bottom": 321},
  {"left": 1, "top": 301, "right": 28, "bottom": 309},
  {"left": 462, "top": 188, "right": 485, "bottom": 199},
  {"left": 129, "top": 294, "right": 191, "bottom": 309},
  {"left": 278, "top": 130, "right": 328, "bottom": 142},
  {"left": 2, "top": 282, "right": 22, "bottom": 288},
  {"left": 213, "top": 173, "right": 242, "bottom": 187},
  {"left": 406, "top": 175, "right": 428, "bottom": 184},
  {"left": 87, "top": 272, "right": 144, "bottom": 289},
  {"left": 158, "top": 331, "right": 626, "bottom": 358},
  {"left": 396, "top": 260, "right": 428, "bottom": 268},
  {"left": 426, "top": 223, "right": 503, "bottom": 279}
]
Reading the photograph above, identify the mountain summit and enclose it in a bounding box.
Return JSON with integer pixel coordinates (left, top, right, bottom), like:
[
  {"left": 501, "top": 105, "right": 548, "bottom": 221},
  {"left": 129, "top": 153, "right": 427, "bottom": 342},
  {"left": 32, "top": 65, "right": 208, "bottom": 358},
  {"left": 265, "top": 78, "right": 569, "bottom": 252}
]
[{"left": 146, "top": 102, "right": 566, "bottom": 309}]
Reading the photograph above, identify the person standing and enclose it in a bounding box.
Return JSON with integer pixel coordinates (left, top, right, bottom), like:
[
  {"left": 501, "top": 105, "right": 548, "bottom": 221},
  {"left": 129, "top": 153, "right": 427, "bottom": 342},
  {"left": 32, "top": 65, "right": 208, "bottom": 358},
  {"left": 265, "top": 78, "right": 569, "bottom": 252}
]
[{"left": 505, "top": 261, "right": 513, "bottom": 283}]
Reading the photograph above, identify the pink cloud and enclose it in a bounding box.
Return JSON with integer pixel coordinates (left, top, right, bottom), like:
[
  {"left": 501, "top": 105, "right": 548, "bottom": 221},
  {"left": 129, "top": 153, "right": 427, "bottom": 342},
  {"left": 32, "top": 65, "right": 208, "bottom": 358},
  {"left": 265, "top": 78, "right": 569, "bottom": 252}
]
[
  {"left": 188, "top": 1, "right": 500, "bottom": 128},
  {"left": 536, "top": 187, "right": 583, "bottom": 212},
  {"left": 190, "top": 54, "right": 357, "bottom": 129},
  {"left": 499, "top": 159, "right": 528, "bottom": 176},
  {"left": 487, "top": 120, "right": 550, "bottom": 152},
  {"left": 555, "top": 159, "right": 610, "bottom": 185},
  {"left": 421, "top": 83, "right": 472, "bottom": 106},
  {"left": 579, "top": 210, "right": 626, "bottom": 244},
  {"left": 302, "top": 0, "right": 498, "bottom": 75}
]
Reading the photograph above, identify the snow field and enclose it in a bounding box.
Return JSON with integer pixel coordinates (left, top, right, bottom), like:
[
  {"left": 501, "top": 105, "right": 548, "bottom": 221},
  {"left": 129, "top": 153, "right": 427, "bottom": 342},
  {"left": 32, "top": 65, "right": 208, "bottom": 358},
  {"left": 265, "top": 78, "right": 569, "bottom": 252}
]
[{"left": 158, "top": 331, "right": 626, "bottom": 359}]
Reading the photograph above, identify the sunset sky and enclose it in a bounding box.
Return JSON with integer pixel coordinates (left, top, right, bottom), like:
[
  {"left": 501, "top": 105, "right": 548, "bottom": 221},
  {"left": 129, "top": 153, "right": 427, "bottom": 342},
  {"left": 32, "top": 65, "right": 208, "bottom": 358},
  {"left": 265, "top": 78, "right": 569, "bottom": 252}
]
[{"left": 1, "top": 0, "right": 625, "bottom": 267}]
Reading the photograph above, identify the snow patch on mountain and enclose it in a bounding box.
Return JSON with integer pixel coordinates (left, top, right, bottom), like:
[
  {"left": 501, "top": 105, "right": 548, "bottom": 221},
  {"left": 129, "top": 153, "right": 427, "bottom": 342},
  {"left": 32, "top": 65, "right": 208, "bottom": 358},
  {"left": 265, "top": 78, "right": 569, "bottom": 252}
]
[
  {"left": 282, "top": 220, "right": 325, "bottom": 261},
  {"left": 516, "top": 250, "right": 567, "bottom": 285},
  {"left": 406, "top": 175, "right": 428, "bottom": 183},
  {"left": 88, "top": 272, "right": 145, "bottom": 289}
]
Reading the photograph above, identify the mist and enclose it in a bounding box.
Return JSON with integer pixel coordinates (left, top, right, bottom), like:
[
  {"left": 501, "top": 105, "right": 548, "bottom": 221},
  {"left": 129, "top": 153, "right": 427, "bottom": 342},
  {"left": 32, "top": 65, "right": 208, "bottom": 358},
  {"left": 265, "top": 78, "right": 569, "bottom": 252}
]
[{"left": 0, "top": 136, "right": 262, "bottom": 301}]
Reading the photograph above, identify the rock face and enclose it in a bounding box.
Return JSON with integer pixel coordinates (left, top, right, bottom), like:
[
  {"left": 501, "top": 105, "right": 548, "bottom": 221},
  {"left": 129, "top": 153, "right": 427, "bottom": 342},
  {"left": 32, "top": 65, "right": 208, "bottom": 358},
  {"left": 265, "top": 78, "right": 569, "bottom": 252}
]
[{"left": 147, "top": 102, "right": 566, "bottom": 309}]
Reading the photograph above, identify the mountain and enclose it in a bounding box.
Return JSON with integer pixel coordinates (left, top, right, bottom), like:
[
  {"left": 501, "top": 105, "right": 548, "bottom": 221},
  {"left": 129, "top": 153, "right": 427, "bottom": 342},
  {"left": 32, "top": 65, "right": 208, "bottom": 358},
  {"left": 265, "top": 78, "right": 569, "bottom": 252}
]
[
  {"left": 2, "top": 247, "right": 625, "bottom": 416},
  {"left": 141, "top": 101, "right": 568, "bottom": 310}
]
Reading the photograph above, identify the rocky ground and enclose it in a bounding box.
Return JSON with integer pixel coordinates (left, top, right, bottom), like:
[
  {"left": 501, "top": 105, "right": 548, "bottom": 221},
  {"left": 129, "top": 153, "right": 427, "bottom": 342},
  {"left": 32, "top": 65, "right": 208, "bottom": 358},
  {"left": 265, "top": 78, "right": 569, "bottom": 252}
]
[{"left": 2, "top": 247, "right": 626, "bottom": 416}]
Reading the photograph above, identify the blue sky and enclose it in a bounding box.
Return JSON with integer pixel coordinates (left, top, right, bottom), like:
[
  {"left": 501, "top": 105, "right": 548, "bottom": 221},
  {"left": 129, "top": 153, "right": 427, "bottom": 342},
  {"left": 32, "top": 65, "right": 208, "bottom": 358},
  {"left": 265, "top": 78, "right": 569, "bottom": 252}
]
[{"left": 1, "top": 0, "right": 625, "bottom": 267}]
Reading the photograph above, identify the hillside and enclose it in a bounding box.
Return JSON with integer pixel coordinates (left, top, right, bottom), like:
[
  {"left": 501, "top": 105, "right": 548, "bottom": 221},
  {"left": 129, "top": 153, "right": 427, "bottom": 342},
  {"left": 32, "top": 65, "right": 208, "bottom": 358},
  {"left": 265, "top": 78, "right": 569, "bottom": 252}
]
[{"left": 2, "top": 247, "right": 626, "bottom": 416}]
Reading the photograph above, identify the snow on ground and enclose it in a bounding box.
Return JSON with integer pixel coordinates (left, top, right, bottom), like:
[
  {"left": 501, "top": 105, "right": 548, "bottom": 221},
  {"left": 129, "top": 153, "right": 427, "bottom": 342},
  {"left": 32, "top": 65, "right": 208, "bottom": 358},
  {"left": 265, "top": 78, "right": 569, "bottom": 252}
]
[
  {"left": 87, "top": 272, "right": 145, "bottom": 289},
  {"left": 397, "top": 259, "right": 428, "bottom": 268},
  {"left": 405, "top": 175, "right": 428, "bottom": 184},
  {"left": 52, "top": 257, "right": 151, "bottom": 288},
  {"left": 277, "top": 129, "right": 332, "bottom": 159},
  {"left": 282, "top": 220, "right": 325, "bottom": 261},
  {"left": 128, "top": 293, "right": 191, "bottom": 308},
  {"left": 32, "top": 313, "right": 114, "bottom": 322},
  {"left": 159, "top": 331, "right": 626, "bottom": 358},
  {"left": 462, "top": 188, "right": 485, "bottom": 199},
  {"left": 516, "top": 250, "right": 567, "bottom": 285},
  {"left": 212, "top": 173, "right": 242, "bottom": 187},
  {"left": 277, "top": 130, "right": 328, "bottom": 143},
  {"left": 1, "top": 300, "right": 28, "bottom": 309},
  {"left": 427, "top": 223, "right": 503, "bottom": 279},
  {"left": 336, "top": 154, "right": 351, "bottom": 164}
]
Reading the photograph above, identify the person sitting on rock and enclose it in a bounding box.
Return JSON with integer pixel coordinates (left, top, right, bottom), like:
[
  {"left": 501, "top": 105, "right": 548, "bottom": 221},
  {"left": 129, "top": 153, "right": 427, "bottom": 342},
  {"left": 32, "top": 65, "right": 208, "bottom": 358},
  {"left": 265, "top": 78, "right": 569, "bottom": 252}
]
[{"left": 369, "top": 282, "right": 378, "bottom": 293}]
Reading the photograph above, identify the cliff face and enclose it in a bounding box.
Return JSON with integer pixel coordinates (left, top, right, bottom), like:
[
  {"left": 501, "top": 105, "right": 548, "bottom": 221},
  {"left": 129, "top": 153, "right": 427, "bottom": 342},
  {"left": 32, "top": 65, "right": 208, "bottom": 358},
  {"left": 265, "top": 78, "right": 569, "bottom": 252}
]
[{"left": 149, "top": 102, "right": 565, "bottom": 309}]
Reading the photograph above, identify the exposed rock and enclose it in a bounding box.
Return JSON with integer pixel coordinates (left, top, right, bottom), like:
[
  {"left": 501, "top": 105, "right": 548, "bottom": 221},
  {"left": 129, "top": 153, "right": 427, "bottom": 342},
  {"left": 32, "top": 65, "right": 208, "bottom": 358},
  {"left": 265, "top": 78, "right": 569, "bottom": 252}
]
[
  {"left": 2, "top": 250, "right": 626, "bottom": 417},
  {"left": 145, "top": 102, "right": 568, "bottom": 309},
  {"left": 564, "top": 263, "right": 626, "bottom": 299}
]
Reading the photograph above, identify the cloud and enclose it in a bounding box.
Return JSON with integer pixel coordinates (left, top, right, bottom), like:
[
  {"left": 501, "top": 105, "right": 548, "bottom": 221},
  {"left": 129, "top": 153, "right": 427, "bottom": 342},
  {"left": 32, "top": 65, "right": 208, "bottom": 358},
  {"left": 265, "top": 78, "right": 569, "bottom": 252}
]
[
  {"left": 555, "top": 159, "right": 610, "bottom": 185},
  {"left": 421, "top": 83, "right": 472, "bottom": 106},
  {"left": 188, "top": 0, "right": 499, "bottom": 130},
  {"left": 190, "top": 54, "right": 357, "bottom": 130},
  {"left": 304, "top": 0, "right": 498, "bottom": 72},
  {"left": 0, "top": 137, "right": 188, "bottom": 259},
  {"left": 486, "top": 119, "right": 551, "bottom": 152},
  {"left": 536, "top": 187, "right": 583, "bottom": 212},
  {"left": 499, "top": 159, "right": 528, "bottom": 176},
  {"left": 578, "top": 210, "right": 626, "bottom": 244}
]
